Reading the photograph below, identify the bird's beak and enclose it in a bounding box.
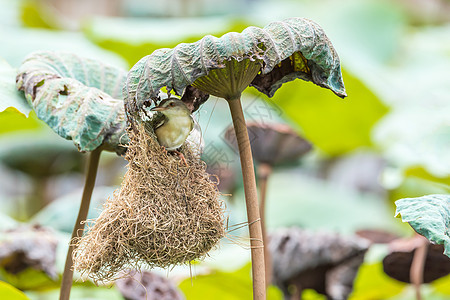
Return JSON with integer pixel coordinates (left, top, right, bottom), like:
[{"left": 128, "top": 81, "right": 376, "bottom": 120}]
[{"left": 150, "top": 106, "right": 167, "bottom": 111}]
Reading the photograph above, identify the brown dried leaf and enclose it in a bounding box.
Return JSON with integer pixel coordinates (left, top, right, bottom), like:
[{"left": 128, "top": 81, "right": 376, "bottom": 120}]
[
  {"left": 269, "top": 227, "right": 369, "bottom": 299},
  {"left": 224, "top": 122, "right": 312, "bottom": 166},
  {"left": 116, "top": 270, "right": 184, "bottom": 300},
  {"left": 0, "top": 225, "right": 58, "bottom": 279},
  {"left": 382, "top": 236, "right": 450, "bottom": 283}
]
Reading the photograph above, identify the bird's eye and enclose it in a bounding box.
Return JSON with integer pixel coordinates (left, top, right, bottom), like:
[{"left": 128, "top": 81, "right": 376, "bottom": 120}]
[{"left": 169, "top": 102, "right": 175, "bottom": 107}]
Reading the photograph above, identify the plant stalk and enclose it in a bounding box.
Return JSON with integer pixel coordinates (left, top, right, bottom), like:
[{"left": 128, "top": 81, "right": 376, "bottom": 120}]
[
  {"left": 59, "top": 148, "right": 102, "bottom": 300},
  {"left": 410, "top": 235, "right": 428, "bottom": 300},
  {"left": 227, "top": 96, "right": 266, "bottom": 300},
  {"left": 28, "top": 177, "right": 48, "bottom": 218},
  {"left": 257, "top": 163, "right": 272, "bottom": 288}
]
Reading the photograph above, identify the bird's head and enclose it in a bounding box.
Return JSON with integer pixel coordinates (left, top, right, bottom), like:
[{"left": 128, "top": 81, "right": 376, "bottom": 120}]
[{"left": 150, "top": 98, "right": 191, "bottom": 117}]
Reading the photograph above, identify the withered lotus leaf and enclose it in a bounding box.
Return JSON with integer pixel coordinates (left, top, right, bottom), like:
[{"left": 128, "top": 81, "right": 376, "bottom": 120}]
[
  {"left": 224, "top": 122, "right": 312, "bottom": 166},
  {"left": 269, "top": 227, "right": 369, "bottom": 299},
  {"left": 16, "top": 51, "right": 128, "bottom": 154},
  {"left": 0, "top": 225, "right": 58, "bottom": 279},
  {"left": 125, "top": 18, "right": 346, "bottom": 116},
  {"left": 383, "top": 236, "right": 450, "bottom": 283}
]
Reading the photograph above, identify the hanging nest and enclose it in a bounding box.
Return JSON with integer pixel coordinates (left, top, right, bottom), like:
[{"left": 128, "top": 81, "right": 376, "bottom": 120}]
[{"left": 72, "top": 123, "right": 226, "bottom": 283}]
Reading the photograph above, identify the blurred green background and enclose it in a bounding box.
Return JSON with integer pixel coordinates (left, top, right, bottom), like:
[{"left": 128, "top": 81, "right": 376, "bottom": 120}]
[{"left": 0, "top": 0, "right": 449, "bottom": 299}]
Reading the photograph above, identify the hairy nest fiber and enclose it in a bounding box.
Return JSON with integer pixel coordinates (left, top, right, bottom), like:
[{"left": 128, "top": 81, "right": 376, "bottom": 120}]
[{"left": 72, "top": 125, "right": 225, "bottom": 282}]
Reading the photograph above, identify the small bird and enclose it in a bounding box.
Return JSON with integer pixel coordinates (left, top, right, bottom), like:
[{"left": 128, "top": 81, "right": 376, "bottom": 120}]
[{"left": 150, "top": 98, "right": 194, "bottom": 165}]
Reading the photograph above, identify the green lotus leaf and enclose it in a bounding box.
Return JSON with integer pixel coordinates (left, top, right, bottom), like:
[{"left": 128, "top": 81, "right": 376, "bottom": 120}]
[
  {"left": 125, "top": 17, "right": 346, "bottom": 114},
  {"left": 16, "top": 51, "right": 128, "bottom": 154},
  {"left": 395, "top": 194, "right": 450, "bottom": 257},
  {"left": 0, "top": 58, "right": 31, "bottom": 115},
  {"left": 0, "top": 281, "right": 30, "bottom": 300}
]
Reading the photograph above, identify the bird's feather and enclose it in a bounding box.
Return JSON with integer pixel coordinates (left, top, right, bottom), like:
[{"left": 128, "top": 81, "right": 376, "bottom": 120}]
[
  {"left": 189, "top": 115, "right": 194, "bottom": 132},
  {"left": 144, "top": 112, "right": 166, "bottom": 133}
]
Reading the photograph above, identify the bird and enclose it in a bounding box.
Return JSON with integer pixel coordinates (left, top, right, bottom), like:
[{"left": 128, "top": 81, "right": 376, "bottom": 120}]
[{"left": 150, "top": 98, "right": 194, "bottom": 165}]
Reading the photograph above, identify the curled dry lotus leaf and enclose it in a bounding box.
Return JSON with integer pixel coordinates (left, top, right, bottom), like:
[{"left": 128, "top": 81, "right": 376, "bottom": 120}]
[
  {"left": 223, "top": 122, "right": 312, "bottom": 166},
  {"left": 16, "top": 51, "right": 128, "bottom": 154},
  {"left": 395, "top": 194, "right": 450, "bottom": 258},
  {"left": 125, "top": 17, "right": 346, "bottom": 116},
  {"left": 355, "top": 229, "right": 401, "bottom": 244},
  {"left": 116, "top": 270, "right": 184, "bottom": 300},
  {"left": 206, "top": 164, "right": 236, "bottom": 194},
  {"left": 269, "top": 227, "right": 369, "bottom": 299},
  {"left": 0, "top": 225, "right": 58, "bottom": 279},
  {"left": 382, "top": 236, "right": 450, "bottom": 283}
]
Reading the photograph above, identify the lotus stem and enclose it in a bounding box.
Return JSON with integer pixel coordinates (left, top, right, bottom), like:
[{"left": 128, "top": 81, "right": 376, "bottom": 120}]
[
  {"left": 28, "top": 177, "right": 48, "bottom": 218},
  {"left": 227, "top": 96, "right": 266, "bottom": 300},
  {"left": 257, "top": 163, "right": 273, "bottom": 288},
  {"left": 59, "top": 147, "right": 102, "bottom": 300},
  {"left": 410, "top": 235, "right": 428, "bottom": 300}
]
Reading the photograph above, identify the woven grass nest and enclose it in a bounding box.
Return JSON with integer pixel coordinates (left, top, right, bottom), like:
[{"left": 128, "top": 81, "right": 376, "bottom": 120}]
[{"left": 72, "top": 123, "right": 226, "bottom": 282}]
